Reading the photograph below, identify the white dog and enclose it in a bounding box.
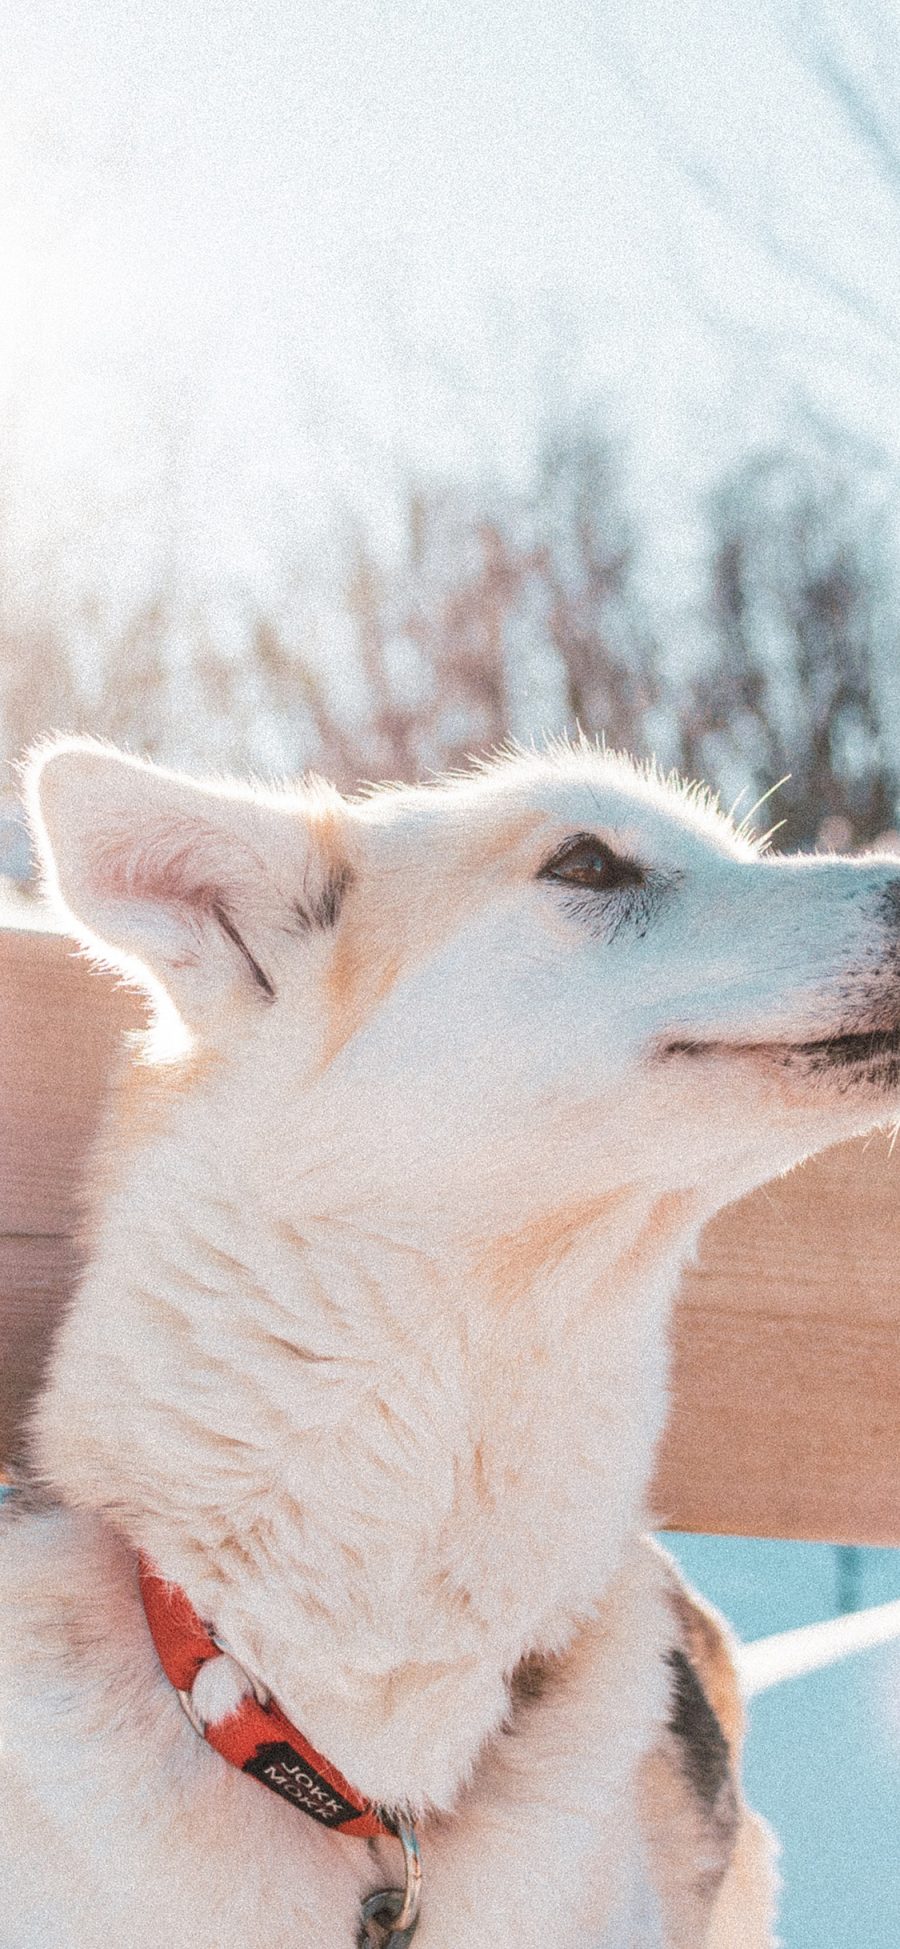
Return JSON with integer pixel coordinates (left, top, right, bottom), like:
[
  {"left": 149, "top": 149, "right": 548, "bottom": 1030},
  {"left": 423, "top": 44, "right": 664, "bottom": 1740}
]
[{"left": 3, "top": 736, "right": 899, "bottom": 1948}]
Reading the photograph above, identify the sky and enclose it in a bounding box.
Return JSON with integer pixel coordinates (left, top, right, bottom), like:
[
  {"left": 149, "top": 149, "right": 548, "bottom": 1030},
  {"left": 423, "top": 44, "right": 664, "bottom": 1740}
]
[{"left": 1, "top": 0, "right": 900, "bottom": 635}]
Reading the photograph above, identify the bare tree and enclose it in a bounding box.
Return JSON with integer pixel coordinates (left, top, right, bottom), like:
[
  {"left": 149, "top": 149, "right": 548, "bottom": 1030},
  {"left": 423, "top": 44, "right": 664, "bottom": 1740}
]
[
  {"left": 529, "top": 425, "right": 660, "bottom": 753},
  {"left": 682, "top": 446, "right": 899, "bottom": 849},
  {"left": 790, "top": 3, "right": 900, "bottom": 206},
  {"left": 2, "top": 417, "right": 897, "bottom": 878},
  {"left": 330, "top": 422, "right": 657, "bottom": 784},
  {"left": 0, "top": 420, "right": 654, "bottom": 798}
]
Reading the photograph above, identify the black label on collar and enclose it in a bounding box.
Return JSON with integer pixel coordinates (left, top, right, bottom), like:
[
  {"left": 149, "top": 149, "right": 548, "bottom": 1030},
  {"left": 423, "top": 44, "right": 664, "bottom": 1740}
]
[{"left": 244, "top": 1739, "right": 361, "bottom": 1826}]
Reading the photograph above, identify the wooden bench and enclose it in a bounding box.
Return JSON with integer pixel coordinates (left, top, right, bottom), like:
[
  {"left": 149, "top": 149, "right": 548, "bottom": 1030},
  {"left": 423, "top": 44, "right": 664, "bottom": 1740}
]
[{"left": 3, "top": 923, "right": 899, "bottom": 1544}]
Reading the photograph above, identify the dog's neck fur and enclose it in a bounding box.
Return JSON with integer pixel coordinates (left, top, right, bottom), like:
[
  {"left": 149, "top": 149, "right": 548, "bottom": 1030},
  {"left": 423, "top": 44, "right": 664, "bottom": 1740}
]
[{"left": 35, "top": 1067, "right": 703, "bottom": 1814}]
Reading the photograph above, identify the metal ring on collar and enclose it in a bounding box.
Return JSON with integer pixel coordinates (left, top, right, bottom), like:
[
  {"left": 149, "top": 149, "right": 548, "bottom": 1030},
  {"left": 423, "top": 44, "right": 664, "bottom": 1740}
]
[{"left": 360, "top": 1818, "right": 422, "bottom": 1948}]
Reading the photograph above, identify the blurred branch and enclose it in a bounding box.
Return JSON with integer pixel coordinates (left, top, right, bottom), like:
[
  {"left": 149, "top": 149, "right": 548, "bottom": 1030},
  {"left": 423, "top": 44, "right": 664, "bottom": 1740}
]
[
  {"left": 597, "top": 21, "right": 900, "bottom": 365},
  {"left": 0, "top": 415, "right": 896, "bottom": 867},
  {"left": 789, "top": 2, "right": 900, "bottom": 201}
]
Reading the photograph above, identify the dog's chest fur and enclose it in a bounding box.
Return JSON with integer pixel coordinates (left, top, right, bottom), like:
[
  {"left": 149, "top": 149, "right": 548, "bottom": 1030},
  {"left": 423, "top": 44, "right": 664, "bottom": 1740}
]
[
  {"left": 28, "top": 1088, "right": 698, "bottom": 1818},
  {"left": 2, "top": 1508, "right": 741, "bottom": 1949}
]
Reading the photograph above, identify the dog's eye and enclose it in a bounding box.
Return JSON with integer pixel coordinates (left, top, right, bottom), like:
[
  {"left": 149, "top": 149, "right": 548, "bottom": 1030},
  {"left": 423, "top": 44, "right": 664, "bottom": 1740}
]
[{"left": 537, "top": 834, "right": 644, "bottom": 891}]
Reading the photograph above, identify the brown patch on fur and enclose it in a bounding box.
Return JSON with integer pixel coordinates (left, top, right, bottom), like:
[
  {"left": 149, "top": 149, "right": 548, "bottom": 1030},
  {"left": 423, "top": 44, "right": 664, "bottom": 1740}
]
[
  {"left": 639, "top": 1733, "right": 739, "bottom": 1949},
  {"left": 163, "top": 1265, "right": 221, "bottom": 1300},
  {"left": 82, "top": 1045, "right": 218, "bottom": 1226},
  {"left": 508, "top": 1648, "right": 557, "bottom": 1709},
  {"left": 309, "top": 798, "right": 353, "bottom": 880},
  {"left": 705, "top": 1808, "right": 778, "bottom": 1945},
  {"left": 456, "top": 808, "right": 547, "bottom": 875},
  {"left": 134, "top": 1287, "right": 197, "bottom": 1348},
  {"left": 322, "top": 921, "right": 404, "bottom": 1068},
  {"left": 666, "top": 1647, "right": 731, "bottom": 1810},
  {"left": 186, "top": 1237, "right": 257, "bottom": 1284},
  {"left": 263, "top": 1334, "right": 331, "bottom": 1364},
  {"left": 620, "top": 1188, "right": 700, "bottom": 1283},
  {"left": 471, "top": 1439, "right": 490, "bottom": 1509},
  {"left": 319, "top": 807, "right": 548, "bottom": 1069},
  {"left": 113, "top": 1045, "right": 216, "bottom": 1140},
  {"left": 476, "top": 1187, "right": 636, "bottom": 1309},
  {"left": 375, "top": 1396, "right": 403, "bottom": 1433},
  {"left": 302, "top": 801, "right": 357, "bottom": 932},
  {"left": 665, "top": 1578, "right": 746, "bottom": 1757},
  {"left": 212, "top": 1531, "right": 260, "bottom": 1575},
  {"left": 274, "top": 1219, "right": 310, "bottom": 1254},
  {"left": 637, "top": 1551, "right": 750, "bottom": 1945}
]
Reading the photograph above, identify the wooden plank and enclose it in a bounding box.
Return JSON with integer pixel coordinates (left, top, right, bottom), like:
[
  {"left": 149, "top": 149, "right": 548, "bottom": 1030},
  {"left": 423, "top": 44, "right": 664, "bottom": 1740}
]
[
  {"left": 0, "top": 927, "right": 146, "bottom": 1233},
  {"left": 0, "top": 926, "right": 146, "bottom": 1464},
  {"left": 1, "top": 924, "right": 899, "bottom": 1541},
  {"left": 0, "top": 1236, "right": 81, "bottom": 1463},
  {"left": 653, "top": 1139, "right": 900, "bottom": 1544}
]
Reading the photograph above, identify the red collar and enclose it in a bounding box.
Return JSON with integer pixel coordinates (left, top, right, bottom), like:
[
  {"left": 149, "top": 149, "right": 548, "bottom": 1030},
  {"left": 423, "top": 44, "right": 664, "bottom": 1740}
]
[{"left": 138, "top": 1554, "right": 394, "bottom": 1839}]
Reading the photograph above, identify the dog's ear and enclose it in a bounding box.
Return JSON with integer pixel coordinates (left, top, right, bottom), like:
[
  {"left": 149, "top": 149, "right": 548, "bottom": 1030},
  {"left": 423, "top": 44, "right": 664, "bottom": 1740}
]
[{"left": 26, "top": 738, "right": 350, "bottom": 1026}]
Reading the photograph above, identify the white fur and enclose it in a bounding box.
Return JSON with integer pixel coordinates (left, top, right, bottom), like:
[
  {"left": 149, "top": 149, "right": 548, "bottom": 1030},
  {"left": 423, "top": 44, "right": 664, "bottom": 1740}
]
[{"left": 3, "top": 736, "right": 897, "bottom": 1945}]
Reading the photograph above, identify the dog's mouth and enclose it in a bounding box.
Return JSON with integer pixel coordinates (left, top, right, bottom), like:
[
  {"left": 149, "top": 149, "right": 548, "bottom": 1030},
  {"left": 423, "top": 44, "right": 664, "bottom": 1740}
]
[{"left": 663, "top": 1022, "right": 900, "bottom": 1079}]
